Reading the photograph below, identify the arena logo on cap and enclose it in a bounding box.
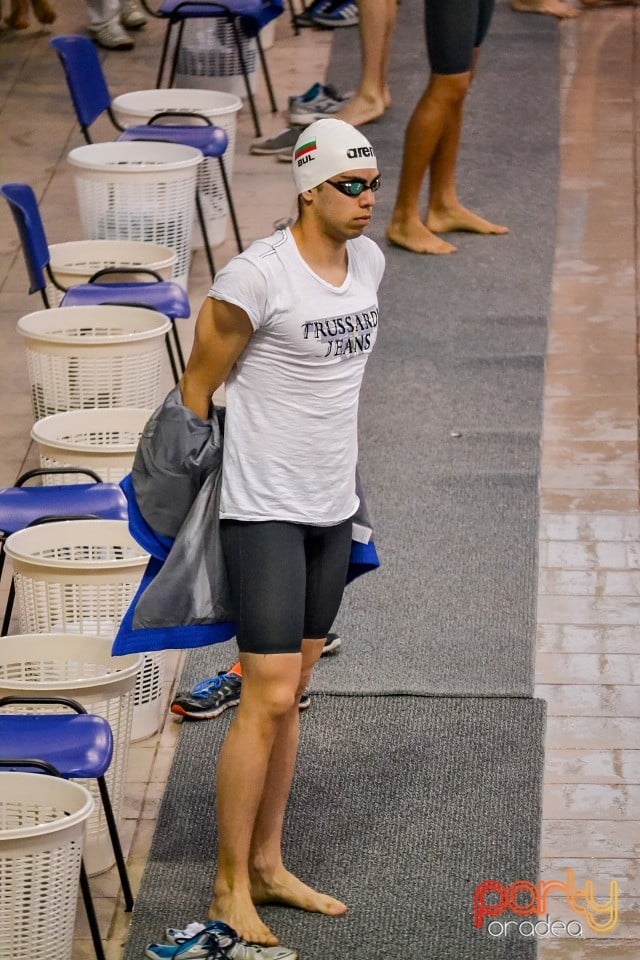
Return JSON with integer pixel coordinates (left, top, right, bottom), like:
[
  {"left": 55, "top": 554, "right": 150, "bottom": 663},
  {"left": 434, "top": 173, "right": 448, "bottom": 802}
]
[
  {"left": 295, "top": 139, "right": 317, "bottom": 167},
  {"left": 346, "top": 146, "right": 375, "bottom": 159}
]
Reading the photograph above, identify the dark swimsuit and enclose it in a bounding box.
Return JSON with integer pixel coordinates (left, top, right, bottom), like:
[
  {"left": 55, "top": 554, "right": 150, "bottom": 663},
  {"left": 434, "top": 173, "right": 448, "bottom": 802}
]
[{"left": 425, "top": 0, "right": 496, "bottom": 75}]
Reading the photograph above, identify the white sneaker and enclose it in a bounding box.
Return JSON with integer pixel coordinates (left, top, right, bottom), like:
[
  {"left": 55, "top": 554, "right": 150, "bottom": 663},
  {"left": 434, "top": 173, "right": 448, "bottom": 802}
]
[
  {"left": 165, "top": 923, "right": 206, "bottom": 945},
  {"left": 89, "top": 18, "right": 134, "bottom": 50},
  {"left": 147, "top": 921, "right": 298, "bottom": 959},
  {"left": 120, "top": 0, "right": 147, "bottom": 29}
]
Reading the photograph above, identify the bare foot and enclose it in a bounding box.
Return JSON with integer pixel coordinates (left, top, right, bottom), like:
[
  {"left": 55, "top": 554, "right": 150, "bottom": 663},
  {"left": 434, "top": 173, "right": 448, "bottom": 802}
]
[
  {"left": 7, "top": 0, "right": 30, "bottom": 28},
  {"left": 336, "top": 93, "right": 386, "bottom": 127},
  {"left": 580, "top": 0, "right": 634, "bottom": 5},
  {"left": 387, "top": 218, "right": 457, "bottom": 255},
  {"left": 510, "top": 0, "right": 580, "bottom": 17},
  {"left": 426, "top": 205, "right": 509, "bottom": 236},
  {"left": 32, "top": 0, "right": 57, "bottom": 24},
  {"left": 209, "top": 891, "right": 279, "bottom": 947},
  {"left": 251, "top": 867, "right": 348, "bottom": 917},
  {"left": 383, "top": 85, "right": 392, "bottom": 109}
]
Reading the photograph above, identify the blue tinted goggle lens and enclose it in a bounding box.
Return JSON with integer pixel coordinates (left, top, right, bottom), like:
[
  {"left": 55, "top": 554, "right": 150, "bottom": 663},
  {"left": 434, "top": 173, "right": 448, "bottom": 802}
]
[{"left": 328, "top": 177, "right": 381, "bottom": 197}]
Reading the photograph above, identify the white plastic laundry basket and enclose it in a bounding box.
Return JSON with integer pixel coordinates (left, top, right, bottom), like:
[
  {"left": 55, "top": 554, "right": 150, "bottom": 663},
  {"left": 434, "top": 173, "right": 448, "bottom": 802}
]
[
  {"left": 112, "top": 88, "right": 243, "bottom": 248},
  {"left": 46, "top": 239, "right": 178, "bottom": 307},
  {"left": 31, "top": 407, "right": 152, "bottom": 484},
  {"left": 0, "top": 772, "right": 93, "bottom": 960},
  {"left": 174, "top": 18, "right": 258, "bottom": 99},
  {"left": 68, "top": 141, "right": 203, "bottom": 289},
  {"left": 4, "top": 519, "right": 165, "bottom": 742},
  {"left": 17, "top": 305, "right": 171, "bottom": 421},
  {"left": 0, "top": 634, "right": 142, "bottom": 875}
]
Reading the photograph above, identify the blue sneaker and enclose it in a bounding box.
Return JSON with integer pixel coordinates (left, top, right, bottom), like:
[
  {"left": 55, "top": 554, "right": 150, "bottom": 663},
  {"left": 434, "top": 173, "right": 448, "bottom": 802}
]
[
  {"left": 146, "top": 921, "right": 298, "bottom": 959},
  {"left": 294, "top": 0, "right": 332, "bottom": 27},
  {"left": 288, "top": 82, "right": 349, "bottom": 125},
  {"left": 310, "top": 0, "right": 359, "bottom": 28},
  {"left": 170, "top": 672, "right": 241, "bottom": 720}
]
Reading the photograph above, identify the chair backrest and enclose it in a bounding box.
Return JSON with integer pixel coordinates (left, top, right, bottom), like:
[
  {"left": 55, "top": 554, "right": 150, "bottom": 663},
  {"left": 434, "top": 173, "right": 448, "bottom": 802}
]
[
  {"left": 0, "top": 482, "right": 129, "bottom": 538},
  {"left": 50, "top": 35, "right": 113, "bottom": 140},
  {"left": 0, "top": 183, "right": 50, "bottom": 295}
]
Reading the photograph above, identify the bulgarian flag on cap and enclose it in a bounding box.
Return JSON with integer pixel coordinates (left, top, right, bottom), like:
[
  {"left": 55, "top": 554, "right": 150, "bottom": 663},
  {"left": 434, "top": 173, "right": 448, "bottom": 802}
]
[{"left": 295, "top": 139, "right": 317, "bottom": 161}]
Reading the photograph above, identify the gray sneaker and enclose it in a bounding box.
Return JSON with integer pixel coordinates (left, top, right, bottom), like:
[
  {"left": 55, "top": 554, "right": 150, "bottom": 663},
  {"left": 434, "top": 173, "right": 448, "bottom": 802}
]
[
  {"left": 322, "top": 632, "right": 342, "bottom": 654},
  {"left": 250, "top": 127, "right": 299, "bottom": 156},
  {"left": 89, "top": 18, "right": 134, "bottom": 49},
  {"left": 288, "top": 82, "right": 349, "bottom": 125},
  {"left": 120, "top": 0, "right": 147, "bottom": 29}
]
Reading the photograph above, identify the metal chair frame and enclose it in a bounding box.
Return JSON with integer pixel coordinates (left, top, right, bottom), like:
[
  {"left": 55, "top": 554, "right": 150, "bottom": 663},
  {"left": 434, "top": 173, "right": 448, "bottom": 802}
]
[
  {"left": 0, "top": 693, "right": 135, "bottom": 960},
  {"left": 0, "top": 469, "right": 128, "bottom": 636},
  {"left": 1, "top": 181, "right": 189, "bottom": 382},
  {"left": 139, "top": 0, "right": 281, "bottom": 137},
  {"left": 50, "top": 34, "right": 244, "bottom": 281}
]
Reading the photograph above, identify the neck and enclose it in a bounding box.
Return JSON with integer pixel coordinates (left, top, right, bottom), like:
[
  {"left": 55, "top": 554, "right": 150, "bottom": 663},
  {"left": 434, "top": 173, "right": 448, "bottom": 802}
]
[{"left": 290, "top": 218, "right": 348, "bottom": 275}]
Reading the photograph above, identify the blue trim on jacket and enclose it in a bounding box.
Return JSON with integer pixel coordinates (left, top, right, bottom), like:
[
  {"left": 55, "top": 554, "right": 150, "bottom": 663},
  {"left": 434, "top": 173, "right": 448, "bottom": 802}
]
[{"left": 112, "top": 474, "right": 380, "bottom": 655}]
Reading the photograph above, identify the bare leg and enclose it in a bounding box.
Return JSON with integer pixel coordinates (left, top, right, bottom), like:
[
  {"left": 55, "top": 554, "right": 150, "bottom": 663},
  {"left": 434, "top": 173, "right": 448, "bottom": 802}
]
[
  {"left": 336, "top": 0, "right": 397, "bottom": 126},
  {"left": 31, "top": 0, "right": 56, "bottom": 24},
  {"left": 387, "top": 73, "right": 470, "bottom": 254},
  {"left": 7, "top": 0, "right": 30, "bottom": 28},
  {"left": 580, "top": 0, "right": 635, "bottom": 6},
  {"left": 209, "top": 651, "right": 300, "bottom": 945},
  {"left": 210, "top": 642, "right": 345, "bottom": 945},
  {"left": 426, "top": 71, "right": 509, "bottom": 236},
  {"left": 424, "top": 51, "right": 508, "bottom": 236},
  {"left": 511, "top": 0, "right": 580, "bottom": 17},
  {"left": 249, "top": 638, "right": 347, "bottom": 918}
]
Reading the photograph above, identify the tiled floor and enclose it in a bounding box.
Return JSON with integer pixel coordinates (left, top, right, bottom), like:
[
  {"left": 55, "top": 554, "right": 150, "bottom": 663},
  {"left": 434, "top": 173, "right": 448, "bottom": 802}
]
[
  {"left": 536, "top": 5, "right": 639, "bottom": 957},
  {"left": 0, "top": 3, "right": 638, "bottom": 958}
]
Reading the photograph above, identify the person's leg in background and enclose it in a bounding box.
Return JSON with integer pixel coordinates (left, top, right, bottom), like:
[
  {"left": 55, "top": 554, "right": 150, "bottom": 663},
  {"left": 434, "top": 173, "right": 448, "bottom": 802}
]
[
  {"left": 336, "top": 0, "right": 398, "bottom": 126},
  {"left": 511, "top": 0, "right": 579, "bottom": 17},
  {"left": 4, "top": 0, "right": 56, "bottom": 29},
  {"left": 387, "top": 0, "right": 508, "bottom": 255},
  {"left": 85, "top": 0, "right": 146, "bottom": 50}
]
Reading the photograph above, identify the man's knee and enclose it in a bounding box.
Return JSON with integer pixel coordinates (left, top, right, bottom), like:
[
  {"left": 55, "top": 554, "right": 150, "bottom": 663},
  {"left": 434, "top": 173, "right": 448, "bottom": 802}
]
[
  {"left": 244, "top": 677, "right": 299, "bottom": 720},
  {"left": 430, "top": 72, "right": 471, "bottom": 105}
]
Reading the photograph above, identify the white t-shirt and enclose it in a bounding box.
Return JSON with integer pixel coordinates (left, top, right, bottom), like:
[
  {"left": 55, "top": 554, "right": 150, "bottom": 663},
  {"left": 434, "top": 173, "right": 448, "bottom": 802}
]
[{"left": 209, "top": 227, "right": 385, "bottom": 525}]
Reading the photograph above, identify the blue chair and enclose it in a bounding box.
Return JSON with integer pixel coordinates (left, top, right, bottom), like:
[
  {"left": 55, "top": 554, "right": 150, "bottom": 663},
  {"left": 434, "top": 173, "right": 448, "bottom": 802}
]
[
  {"left": 50, "top": 33, "right": 243, "bottom": 280},
  {"left": 0, "top": 694, "right": 134, "bottom": 960},
  {"left": 138, "top": 0, "right": 283, "bottom": 137},
  {"left": 0, "top": 468, "right": 128, "bottom": 635},
  {"left": 1, "top": 182, "right": 190, "bottom": 381}
]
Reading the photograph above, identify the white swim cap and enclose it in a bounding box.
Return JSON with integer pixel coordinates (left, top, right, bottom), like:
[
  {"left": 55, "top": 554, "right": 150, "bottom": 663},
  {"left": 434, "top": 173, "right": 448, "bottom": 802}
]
[{"left": 292, "top": 118, "right": 378, "bottom": 194}]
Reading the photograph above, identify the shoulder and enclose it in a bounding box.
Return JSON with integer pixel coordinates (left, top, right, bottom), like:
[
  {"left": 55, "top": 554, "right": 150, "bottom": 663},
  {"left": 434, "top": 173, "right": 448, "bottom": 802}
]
[
  {"left": 214, "top": 230, "right": 287, "bottom": 285},
  {"left": 208, "top": 231, "right": 288, "bottom": 330}
]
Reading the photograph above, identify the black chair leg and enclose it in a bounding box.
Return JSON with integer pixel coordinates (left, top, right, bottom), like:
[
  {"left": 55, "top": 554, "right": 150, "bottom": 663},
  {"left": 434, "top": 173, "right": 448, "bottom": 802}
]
[
  {"left": 218, "top": 157, "right": 243, "bottom": 253},
  {"left": 287, "top": 0, "right": 300, "bottom": 35},
  {"left": 1, "top": 578, "right": 15, "bottom": 636},
  {"left": 80, "top": 860, "right": 107, "bottom": 960},
  {"left": 231, "top": 17, "right": 261, "bottom": 138},
  {"left": 156, "top": 23, "right": 173, "bottom": 87},
  {"left": 165, "top": 332, "right": 179, "bottom": 385},
  {"left": 171, "top": 320, "right": 187, "bottom": 375},
  {"left": 195, "top": 192, "right": 216, "bottom": 282},
  {"left": 167, "top": 20, "right": 187, "bottom": 89},
  {"left": 97, "top": 776, "right": 135, "bottom": 913},
  {"left": 255, "top": 34, "right": 278, "bottom": 115}
]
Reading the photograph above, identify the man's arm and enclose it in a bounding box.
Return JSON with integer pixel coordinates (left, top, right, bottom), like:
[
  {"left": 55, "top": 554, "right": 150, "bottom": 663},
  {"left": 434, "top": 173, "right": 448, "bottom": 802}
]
[{"left": 180, "top": 296, "right": 254, "bottom": 420}]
